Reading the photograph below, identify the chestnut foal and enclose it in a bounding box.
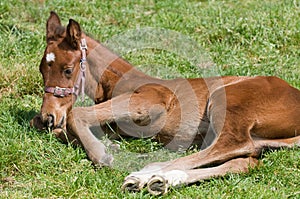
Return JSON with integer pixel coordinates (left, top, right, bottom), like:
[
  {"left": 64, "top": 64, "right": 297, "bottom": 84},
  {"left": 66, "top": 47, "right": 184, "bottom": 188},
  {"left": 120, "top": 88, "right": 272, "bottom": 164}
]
[{"left": 31, "top": 12, "right": 300, "bottom": 195}]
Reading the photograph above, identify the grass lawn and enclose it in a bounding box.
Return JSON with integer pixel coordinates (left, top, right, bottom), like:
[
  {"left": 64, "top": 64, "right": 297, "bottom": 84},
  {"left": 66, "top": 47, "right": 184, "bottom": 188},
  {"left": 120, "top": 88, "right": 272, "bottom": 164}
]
[{"left": 1, "top": 0, "right": 300, "bottom": 198}]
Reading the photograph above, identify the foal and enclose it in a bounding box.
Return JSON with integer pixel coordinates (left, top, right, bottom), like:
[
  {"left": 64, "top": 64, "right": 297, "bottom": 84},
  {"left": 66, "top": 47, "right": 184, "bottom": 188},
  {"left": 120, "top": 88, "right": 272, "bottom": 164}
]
[{"left": 31, "top": 12, "right": 300, "bottom": 195}]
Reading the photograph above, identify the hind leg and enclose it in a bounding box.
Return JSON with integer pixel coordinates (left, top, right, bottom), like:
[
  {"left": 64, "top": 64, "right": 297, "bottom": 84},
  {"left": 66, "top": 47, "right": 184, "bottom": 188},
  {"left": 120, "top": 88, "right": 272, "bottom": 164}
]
[
  {"left": 146, "top": 157, "right": 259, "bottom": 195},
  {"left": 252, "top": 135, "right": 300, "bottom": 156},
  {"left": 122, "top": 94, "right": 257, "bottom": 193},
  {"left": 122, "top": 129, "right": 256, "bottom": 193},
  {"left": 141, "top": 137, "right": 300, "bottom": 195}
]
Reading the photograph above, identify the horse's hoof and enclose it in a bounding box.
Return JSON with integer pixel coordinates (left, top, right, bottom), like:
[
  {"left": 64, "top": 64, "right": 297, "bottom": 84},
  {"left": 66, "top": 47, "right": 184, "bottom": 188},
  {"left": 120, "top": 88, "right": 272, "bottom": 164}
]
[
  {"left": 147, "top": 175, "right": 169, "bottom": 196},
  {"left": 121, "top": 177, "right": 143, "bottom": 192}
]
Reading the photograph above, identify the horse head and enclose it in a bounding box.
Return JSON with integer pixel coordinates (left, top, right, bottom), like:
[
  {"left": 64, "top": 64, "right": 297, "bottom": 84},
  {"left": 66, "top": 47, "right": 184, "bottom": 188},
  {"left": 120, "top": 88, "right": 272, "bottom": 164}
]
[{"left": 37, "top": 11, "right": 86, "bottom": 131}]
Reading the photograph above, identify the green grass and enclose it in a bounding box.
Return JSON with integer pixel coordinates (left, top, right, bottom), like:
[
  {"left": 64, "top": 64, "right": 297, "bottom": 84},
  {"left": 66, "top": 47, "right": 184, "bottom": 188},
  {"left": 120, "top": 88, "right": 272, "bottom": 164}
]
[{"left": 1, "top": 0, "right": 300, "bottom": 198}]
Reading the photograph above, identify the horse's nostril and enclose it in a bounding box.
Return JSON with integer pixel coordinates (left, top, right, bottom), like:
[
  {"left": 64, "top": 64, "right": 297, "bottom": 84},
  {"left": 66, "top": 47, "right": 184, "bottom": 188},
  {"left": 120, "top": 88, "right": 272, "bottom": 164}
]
[
  {"left": 56, "top": 116, "right": 65, "bottom": 129},
  {"left": 47, "top": 114, "right": 55, "bottom": 128}
]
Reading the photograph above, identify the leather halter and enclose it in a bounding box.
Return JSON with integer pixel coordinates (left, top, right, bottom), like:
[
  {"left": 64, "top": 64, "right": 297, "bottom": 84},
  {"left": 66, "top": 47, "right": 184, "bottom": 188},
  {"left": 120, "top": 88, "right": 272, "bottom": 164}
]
[{"left": 44, "top": 38, "right": 87, "bottom": 101}]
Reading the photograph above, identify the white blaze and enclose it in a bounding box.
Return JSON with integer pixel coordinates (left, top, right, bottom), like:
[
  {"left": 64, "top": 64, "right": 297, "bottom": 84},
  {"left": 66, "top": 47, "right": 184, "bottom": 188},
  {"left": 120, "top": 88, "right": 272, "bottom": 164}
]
[{"left": 46, "top": 52, "right": 55, "bottom": 63}]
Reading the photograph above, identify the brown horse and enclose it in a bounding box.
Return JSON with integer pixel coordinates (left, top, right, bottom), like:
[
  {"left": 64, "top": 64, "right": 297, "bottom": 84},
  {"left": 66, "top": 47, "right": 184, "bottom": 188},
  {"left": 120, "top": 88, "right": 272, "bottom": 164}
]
[{"left": 31, "top": 12, "right": 300, "bottom": 195}]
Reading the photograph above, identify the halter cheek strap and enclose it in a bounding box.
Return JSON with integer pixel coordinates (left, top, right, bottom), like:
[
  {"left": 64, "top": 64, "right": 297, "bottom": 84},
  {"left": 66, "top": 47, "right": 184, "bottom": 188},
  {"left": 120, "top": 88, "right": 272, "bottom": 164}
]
[
  {"left": 44, "top": 38, "right": 87, "bottom": 101},
  {"left": 74, "top": 38, "right": 87, "bottom": 101}
]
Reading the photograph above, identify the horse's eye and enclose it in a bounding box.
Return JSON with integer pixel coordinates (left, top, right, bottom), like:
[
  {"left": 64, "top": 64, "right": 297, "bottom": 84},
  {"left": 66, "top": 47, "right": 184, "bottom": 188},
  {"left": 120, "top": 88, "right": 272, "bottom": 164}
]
[{"left": 64, "top": 68, "right": 73, "bottom": 76}]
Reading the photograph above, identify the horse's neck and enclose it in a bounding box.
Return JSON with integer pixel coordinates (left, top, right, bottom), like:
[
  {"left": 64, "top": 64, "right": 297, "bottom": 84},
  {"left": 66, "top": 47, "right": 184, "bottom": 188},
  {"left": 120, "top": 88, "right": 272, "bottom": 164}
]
[{"left": 84, "top": 36, "right": 151, "bottom": 103}]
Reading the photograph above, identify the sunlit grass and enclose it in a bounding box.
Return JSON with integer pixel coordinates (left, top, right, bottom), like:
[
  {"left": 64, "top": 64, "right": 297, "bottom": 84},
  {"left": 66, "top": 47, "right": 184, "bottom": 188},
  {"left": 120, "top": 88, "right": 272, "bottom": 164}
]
[{"left": 0, "top": 0, "right": 299, "bottom": 198}]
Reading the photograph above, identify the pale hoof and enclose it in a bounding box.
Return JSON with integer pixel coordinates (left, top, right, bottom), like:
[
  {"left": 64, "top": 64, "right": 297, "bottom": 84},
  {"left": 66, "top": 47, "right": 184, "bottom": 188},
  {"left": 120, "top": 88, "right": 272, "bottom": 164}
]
[
  {"left": 121, "top": 177, "right": 144, "bottom": 192},
  {"left": 147, "top": 175, "right": 169, "bottom": 196}
]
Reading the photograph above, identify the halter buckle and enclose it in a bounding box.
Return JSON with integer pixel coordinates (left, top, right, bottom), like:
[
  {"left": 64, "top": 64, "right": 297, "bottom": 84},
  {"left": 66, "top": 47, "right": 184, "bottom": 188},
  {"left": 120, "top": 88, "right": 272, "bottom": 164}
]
[
  {"left": 53, "top": 87, "right": 67, "bottom": 97},
  {"left": 80, "top": 59, "right": 86, "bottom": 71}
]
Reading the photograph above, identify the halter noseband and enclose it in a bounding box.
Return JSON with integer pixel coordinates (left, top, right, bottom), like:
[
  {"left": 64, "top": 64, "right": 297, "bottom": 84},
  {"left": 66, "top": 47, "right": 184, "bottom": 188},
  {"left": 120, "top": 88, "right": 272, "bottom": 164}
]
[
  {"left": 44, "top": 87, "right": 75, "bottom": 97},
  {"left": 44, "top": 38, "right": 87, "bottom": 101}
]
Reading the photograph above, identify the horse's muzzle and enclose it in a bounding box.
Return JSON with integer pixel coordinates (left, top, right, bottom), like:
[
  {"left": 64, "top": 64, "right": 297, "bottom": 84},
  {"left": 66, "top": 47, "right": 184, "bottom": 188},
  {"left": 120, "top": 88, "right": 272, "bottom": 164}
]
[
  {"left": 45, "top": 113, "right": 65, "bottom": 130},
  {"left": 30, "top": 113, "right": 65, "bottom": 131}
]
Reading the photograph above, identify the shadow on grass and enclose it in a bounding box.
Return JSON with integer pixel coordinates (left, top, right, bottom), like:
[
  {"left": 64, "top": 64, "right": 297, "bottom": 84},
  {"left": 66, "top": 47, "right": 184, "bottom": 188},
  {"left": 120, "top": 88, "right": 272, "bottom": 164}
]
[
  {"left": 18, "top": 109, "right": 38, "bottom": 126},
  {"left": 8, "top": 104, "right": 39, "bottom": 129}
]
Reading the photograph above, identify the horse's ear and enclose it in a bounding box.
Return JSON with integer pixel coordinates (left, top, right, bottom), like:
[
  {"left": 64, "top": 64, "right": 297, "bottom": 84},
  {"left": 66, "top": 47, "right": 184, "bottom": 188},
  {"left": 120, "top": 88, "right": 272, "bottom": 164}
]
[
  {"left": 66, "top": 19, "right": 82, "bottom": 50},
  {"left": 46, "top": 11, "right": 62, "bottom": 42}
]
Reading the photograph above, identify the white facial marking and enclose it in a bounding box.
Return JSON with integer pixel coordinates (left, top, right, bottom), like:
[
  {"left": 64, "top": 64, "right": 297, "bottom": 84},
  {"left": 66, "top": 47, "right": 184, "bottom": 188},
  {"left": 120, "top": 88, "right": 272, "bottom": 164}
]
[{"left": 46, "top": 52, "right": 55, "bottom": 63}]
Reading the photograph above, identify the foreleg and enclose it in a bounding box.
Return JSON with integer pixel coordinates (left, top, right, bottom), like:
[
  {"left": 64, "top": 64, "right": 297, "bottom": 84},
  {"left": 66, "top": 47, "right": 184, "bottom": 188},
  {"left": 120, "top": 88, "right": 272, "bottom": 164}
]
[
  {"left": 67, "top": 104, "right": 114, "bottom": 166},
  {"left": 67, "top": 93, "right": 166, "bottom": 166}
]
